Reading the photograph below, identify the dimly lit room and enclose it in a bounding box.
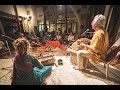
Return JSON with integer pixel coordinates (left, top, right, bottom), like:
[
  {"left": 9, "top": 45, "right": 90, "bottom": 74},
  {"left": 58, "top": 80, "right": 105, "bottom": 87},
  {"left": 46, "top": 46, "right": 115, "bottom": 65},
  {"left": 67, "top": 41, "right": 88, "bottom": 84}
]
[{"left": 0, "top": 5, "right": 120, "bottom": 85}]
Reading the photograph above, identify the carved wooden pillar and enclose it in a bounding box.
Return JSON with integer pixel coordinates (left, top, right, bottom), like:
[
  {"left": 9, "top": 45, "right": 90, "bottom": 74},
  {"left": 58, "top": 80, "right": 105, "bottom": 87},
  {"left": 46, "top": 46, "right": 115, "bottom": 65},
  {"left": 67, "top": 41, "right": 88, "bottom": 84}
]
[
  {"left": 43, "top": 5, "right": 47, "bottom": 32},
  {"left": 13, "top": 5, "right": 21, "bottom": 32},
  {"left": 55, "top": 5, "right": 57, "bottom": 33},
  {"left": 65, "top": 5, "right": 68, "bottom": 33}
]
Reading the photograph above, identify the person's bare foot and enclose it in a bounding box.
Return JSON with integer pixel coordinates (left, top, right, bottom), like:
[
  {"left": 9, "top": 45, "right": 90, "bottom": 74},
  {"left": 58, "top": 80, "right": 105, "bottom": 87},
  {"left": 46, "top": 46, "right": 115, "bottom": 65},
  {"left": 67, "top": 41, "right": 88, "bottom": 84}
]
[
  {"left": 73, "top": 65, "right": 79, "bottom": 70},
  {"left": 73, "top": 65, "right": 85, "bottom": 71}
]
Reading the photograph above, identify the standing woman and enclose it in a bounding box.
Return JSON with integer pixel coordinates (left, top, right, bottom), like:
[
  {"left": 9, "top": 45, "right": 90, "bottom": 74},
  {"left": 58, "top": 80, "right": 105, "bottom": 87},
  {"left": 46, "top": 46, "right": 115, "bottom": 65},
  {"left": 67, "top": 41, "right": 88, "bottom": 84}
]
[{"left": 11, "top": 38, "right": 52, "bottom": 85}]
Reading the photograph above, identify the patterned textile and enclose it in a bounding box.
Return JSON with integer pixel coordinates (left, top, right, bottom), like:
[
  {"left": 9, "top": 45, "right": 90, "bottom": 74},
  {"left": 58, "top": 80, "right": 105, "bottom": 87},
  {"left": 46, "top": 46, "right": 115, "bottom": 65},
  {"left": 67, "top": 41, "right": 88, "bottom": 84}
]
[{"left": 45, "top": 40, "right": 65, "bottom": 50}]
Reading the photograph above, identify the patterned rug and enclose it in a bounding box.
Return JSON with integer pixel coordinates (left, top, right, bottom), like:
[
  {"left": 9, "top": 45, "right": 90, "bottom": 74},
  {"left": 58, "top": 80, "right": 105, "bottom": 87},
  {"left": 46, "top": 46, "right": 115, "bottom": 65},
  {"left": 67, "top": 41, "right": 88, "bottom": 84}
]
[{"left": 45, "top": 56, "right": 110, "bottom": 85}]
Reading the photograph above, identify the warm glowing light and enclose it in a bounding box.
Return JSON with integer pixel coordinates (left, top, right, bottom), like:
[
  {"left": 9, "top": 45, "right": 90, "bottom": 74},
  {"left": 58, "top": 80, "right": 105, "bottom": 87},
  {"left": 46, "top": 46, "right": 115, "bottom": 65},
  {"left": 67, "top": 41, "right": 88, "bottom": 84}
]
[{"left": 59, "top": 5, "right": 63, "bottom": 10}]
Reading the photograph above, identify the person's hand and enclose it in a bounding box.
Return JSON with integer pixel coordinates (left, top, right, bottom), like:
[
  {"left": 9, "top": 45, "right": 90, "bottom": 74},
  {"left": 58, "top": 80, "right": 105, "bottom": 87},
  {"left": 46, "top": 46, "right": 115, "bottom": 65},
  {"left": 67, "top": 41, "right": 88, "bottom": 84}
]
[
  {"left": 80, "top": 44, "right": 86, "bottom": 47},
  {"left": 77, "top": 44, "right": 86, "bottom": 50},
  {"left": 84, "top": 38, "right": 90, "bottom": 43},
  {"left": 77, "top": 39, "right": 81, "bottom": 45}
]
